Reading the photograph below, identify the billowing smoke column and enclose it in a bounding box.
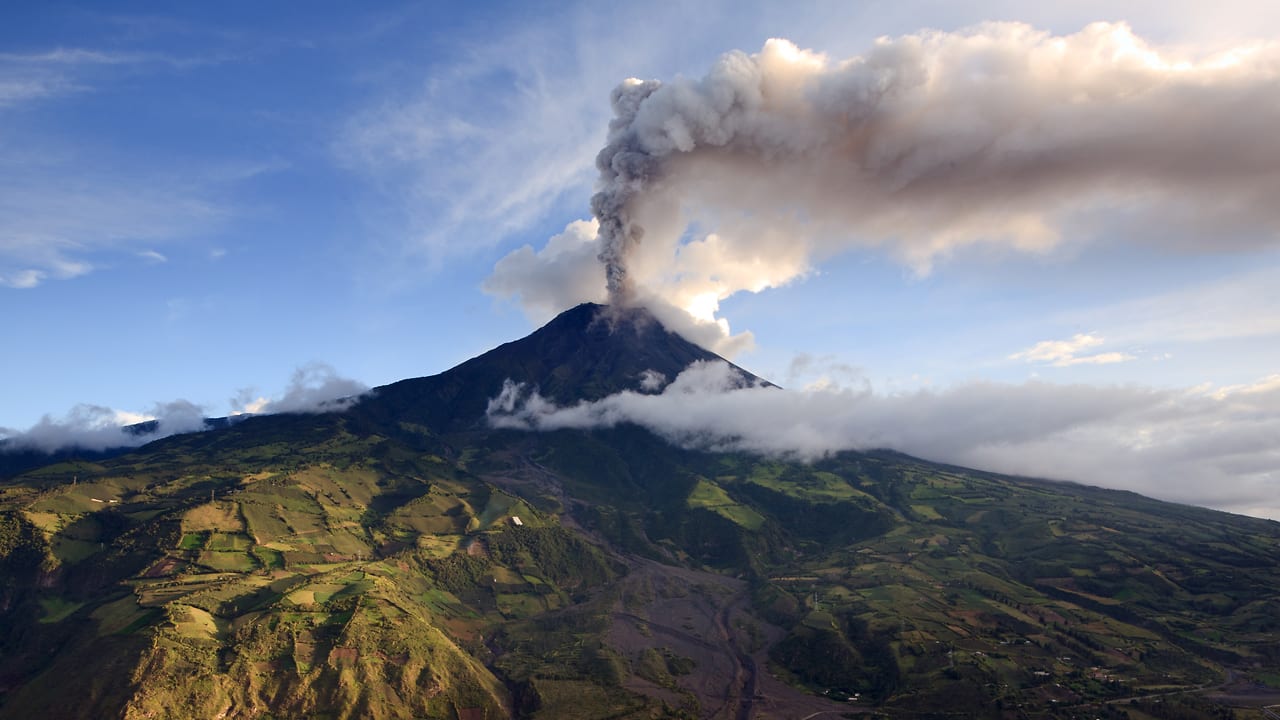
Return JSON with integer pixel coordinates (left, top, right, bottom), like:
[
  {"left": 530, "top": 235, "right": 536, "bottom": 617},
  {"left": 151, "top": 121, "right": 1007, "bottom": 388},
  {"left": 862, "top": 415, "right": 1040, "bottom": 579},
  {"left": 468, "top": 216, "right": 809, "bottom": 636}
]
[
  {"left": 591, "top": 78, "right": 662, "bottom": 305},
  {"left": 591, "top": 54, "right": 769, "bottom": 305},
  {"left": 577, "top": 22, "right": 1280, "bottom": 313}
]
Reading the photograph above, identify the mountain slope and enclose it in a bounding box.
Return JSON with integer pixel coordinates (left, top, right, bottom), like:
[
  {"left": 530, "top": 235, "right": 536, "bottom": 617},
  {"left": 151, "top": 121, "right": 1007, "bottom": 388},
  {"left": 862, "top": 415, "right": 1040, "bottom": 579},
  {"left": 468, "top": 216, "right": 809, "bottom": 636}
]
[
  {"left": 352, "top": 302, "right": 766, "bottom": 433},
  {"left": 2, "top": 303, "right": 1278, "bottom": 719}
]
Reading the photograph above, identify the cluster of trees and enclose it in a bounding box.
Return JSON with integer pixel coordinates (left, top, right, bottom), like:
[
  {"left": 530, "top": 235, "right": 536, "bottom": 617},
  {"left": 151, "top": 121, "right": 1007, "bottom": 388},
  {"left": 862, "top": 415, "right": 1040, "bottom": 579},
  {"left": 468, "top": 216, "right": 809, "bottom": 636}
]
[
  {"left": 488, "top": 525, "right": 615, "bottom": 590},
  {"left": 770, "top": 612, "right": 901, "bottom": 702},
  {"left": 0, "top": 513, "right": 44, "bottom": 572}
]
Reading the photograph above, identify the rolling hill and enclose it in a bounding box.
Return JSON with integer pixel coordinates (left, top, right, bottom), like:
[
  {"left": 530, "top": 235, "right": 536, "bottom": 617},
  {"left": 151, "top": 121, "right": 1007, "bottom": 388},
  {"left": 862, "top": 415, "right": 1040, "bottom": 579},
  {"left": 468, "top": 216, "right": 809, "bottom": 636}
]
[{"left": 2, "top": 302, "right": 1278, "bottom": 719}]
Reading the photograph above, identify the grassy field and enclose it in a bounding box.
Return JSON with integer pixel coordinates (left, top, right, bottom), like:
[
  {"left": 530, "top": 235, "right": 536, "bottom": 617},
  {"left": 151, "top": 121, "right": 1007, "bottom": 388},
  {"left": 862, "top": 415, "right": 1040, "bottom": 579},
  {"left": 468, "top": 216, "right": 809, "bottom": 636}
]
[
  {"left": 181, "top": 502, "right": 243, "bottom": 533},
  {"left": 38, "top": 597, "right": 84, "bottom": 624},
  {"left": 686, "top": 478, "right": 766, "bottom": 530}
]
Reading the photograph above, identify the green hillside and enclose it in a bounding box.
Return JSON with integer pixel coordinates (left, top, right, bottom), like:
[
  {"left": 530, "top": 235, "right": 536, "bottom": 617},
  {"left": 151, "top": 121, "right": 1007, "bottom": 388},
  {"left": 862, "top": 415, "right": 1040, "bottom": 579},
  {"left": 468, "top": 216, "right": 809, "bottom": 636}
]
[{"left": 2, "top": 304, "right": 1278, "bottom": 719}]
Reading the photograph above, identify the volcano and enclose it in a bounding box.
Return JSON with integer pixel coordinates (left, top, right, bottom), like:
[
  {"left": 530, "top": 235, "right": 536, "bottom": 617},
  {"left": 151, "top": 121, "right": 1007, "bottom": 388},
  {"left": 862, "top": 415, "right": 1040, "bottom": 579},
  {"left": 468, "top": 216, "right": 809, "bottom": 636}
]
[
  {"left": 2, "top": 303, "right": 1279, "bottom": 719},
  {"left": 349, "top": 302, "right": 767, "bottom": 433}
]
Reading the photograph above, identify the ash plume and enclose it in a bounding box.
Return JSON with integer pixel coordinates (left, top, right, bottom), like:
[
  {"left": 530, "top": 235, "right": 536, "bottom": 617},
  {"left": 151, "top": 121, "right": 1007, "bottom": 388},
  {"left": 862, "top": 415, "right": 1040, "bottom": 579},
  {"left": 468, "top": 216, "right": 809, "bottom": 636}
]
[
  {"left": 565, "top": 22, "right": 1280, "bottom": 325},
  {"left": 592, "top": 78, "right": 662, "bottom": 305}
]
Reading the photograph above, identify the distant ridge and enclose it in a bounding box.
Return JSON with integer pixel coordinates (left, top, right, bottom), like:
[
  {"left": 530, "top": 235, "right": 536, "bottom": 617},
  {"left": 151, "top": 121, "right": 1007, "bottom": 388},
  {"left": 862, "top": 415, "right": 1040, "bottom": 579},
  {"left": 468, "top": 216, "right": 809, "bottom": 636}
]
[{"left": 0, "top": 417, "right": 240, "bottom": 479}]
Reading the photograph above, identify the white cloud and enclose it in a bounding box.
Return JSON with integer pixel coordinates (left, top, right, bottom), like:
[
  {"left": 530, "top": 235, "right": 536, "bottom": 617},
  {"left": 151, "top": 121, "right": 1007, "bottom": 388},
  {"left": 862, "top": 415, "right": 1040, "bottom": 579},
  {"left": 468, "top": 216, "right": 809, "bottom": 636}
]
[
  {"left": 1011, "top": 333, "right": 1136, "bottom": 367},
  {"left": 1209, "top": 373, "right": 1280, "bottom": 401},
  {"left": 230, "top": 363, "right": 368, "bottom": 415},
  {"left": 787, "top": 353, "right": 868, "bottom": 392},
  {"left": 489, "top": 361, "right": 1280, "bottom": 520},
  {"left": 2, "top": 365, "right": 368, "bottom": 454},
  {"left": 0, "top": 400, "right": 209, "bottom": 453},
  {"left": 482, "top": 219, "right": 607, "bottom": 323},
  {"left": 638, "top": 369, "right": 666, "bottom": 392},
  {"left": 0, "top": 268, "right": 47, "bottom": 289},
  {"left": 229, "top": 392, "right": 271, "bottom": 416}
]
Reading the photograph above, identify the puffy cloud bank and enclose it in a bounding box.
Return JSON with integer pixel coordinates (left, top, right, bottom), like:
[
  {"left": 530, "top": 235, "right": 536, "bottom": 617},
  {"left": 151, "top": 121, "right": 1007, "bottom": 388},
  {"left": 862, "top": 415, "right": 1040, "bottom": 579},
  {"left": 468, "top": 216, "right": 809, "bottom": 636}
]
[
  {"left": 0, "top": 401, "right": 209, "bottom": 454},
  {"left": 491, "top": 22, "right": 1280, "bottom": 348},
  {"left": 489, "top": 361, "right": 1280, "bottom": 520},
  {"left": 1, "top": 363, "right": 367, "bottom": 454},
  {"left": 230, "top": 363, "right": 368, "bottom": 416}
]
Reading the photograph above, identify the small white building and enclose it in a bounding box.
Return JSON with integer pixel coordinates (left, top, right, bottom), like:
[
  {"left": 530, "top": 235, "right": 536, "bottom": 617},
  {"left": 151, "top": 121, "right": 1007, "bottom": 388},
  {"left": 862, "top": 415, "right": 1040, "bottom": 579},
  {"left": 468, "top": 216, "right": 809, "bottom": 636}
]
[{"left": 509, "top": 516, "right": 524, "bottom": 527}]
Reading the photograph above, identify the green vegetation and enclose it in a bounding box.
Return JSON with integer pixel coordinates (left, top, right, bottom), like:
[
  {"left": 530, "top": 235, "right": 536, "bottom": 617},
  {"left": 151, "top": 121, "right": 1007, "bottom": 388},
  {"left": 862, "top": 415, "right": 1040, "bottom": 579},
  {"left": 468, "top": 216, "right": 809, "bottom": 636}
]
[
  {"left": 4, "top": 417, "right": 1277, "bottom": 719},
  {"left": 37, "top": 596, "right": 83, "bottom": 624},
  {"left": 2, "top": 307, "right": 1278, "bottom": 719},
  {"left": 687, "top": 478, "right": 766, "bottom": 530}
]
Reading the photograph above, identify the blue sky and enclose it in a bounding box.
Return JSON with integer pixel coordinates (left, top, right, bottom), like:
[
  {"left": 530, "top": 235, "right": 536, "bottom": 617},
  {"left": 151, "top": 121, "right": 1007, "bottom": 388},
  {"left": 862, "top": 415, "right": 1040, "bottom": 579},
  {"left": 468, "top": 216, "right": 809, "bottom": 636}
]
[{"left": 4, "top": 1, "right": 1279, "bottom": 518}]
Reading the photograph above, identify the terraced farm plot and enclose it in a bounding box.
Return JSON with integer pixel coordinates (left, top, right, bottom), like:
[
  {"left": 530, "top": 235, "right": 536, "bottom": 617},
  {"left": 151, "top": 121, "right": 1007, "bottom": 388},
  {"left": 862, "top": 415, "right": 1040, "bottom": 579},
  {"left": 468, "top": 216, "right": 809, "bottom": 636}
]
[
  {"left": 737, "top": 466, "right": 871, "bottom": 503},
  {"left": 182, "top": 501, "right": 243, "bottom": 532},
  {"left": 497, "top": 592, "right": 547, "bottom": 618},
  {"left": 91, "top": 595, "right": 156, "bottom": 636},
  {"left": 292, "top": 466, "right": 381, "bottom": 508},
  {"left": 687, "top": 478, "right": 765, "bottom": 530},
  {"left": 397, "top": 513, "right": 469, "bottom": 536},
  {"left": 29, "top": 493, "right": 104, "bottom": 514},
  {"left": 23, "top": 511, "right": 64, "bottom": 533},
  {"left": 323, "top": 526, "right": 371, "bottom": 556},
  {"left": 388, "top": 493, "right": 475, "bottom": 536},
  {"left": 183, "top": 574, "right": 279, "bottom": 615},
  {"left": 170, "top": 605, "right": 225, "bottom": 642},
  {"left": 197, "top": 550, "right": 256, "bottom": 572},
  {"left": 135, "top": 573, "right": 238, "bottom": 606},
  {"left": 522, "top": 679, "right": 650, "bottom": 720},
  {"left": 270, "top": 486, "right": 325, "bottom": 514},
  {"left": 416, "top": 534, "right": 462, "bottom": 558},
  {"left": 490, "top": 565, "right": 526, "bottom": 585},
  {"left": 287, "top": 582, "right": 354, "bottom": 606},
  {"left": 177, "top": 531, "right": 207, "bottom": 550},
  {"left": 476, "top": 491, "right": 531, "bottom": 529},
  {"left": 206, "top": 532, "right": 252, "bottom": 551},
  {"left": 319, "top": 503, "right": 364, "bottom": 526},
  {"left": 240, "top": 501, "right": 292, "bottom": 544},
  {"left": 38, "top": 597, "right": 84, "bottom": 624},
  {"left": 280, "top": 508, "right": 326, "bottom": 539},
  {"left": 910, "top": 504, "right": 944, "bottom": 521},
  {"left": 50, "top": 535, "right": 101, "bottom": 563},
  {"left": 251, "top": 546, "right": 283, "bottom": 569},
  {"left": 280, "top": 550, "right": 328, "bottom": 565}
]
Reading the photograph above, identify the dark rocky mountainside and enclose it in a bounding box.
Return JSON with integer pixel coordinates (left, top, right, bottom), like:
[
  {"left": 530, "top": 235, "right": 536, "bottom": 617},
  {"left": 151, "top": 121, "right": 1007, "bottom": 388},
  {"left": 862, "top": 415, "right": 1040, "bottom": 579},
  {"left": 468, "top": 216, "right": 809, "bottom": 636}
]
[{"left": 351, "top": 302, "right": 766, "bottom": 432}]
